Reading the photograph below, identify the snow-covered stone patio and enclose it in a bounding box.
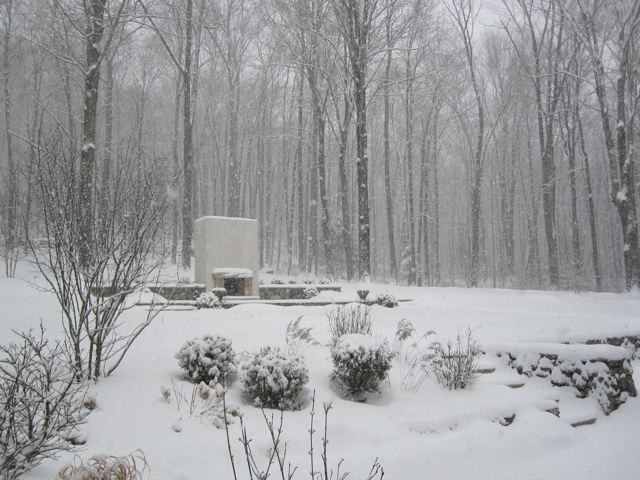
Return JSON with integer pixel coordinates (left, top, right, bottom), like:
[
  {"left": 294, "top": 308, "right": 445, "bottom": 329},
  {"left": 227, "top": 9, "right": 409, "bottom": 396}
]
[{"left": 3, "top": 267, "right": 640, "bottom": 479}]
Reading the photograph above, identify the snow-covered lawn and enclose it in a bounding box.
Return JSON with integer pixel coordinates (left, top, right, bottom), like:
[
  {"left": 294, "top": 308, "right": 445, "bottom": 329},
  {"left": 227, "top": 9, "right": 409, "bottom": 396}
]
[{"left": 2, "top": 268, "right": 640, "bottom": 479}]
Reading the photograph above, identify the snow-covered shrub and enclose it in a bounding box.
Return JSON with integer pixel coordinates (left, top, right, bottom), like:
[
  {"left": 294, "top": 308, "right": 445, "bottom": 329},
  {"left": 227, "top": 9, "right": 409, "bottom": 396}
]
[
  {"left": 429, "top": 329, "right": 480, "bottom": 390},
  {"left": 211, "top": 287, "right": 227, "bottom": 301},
  {"left": 271, "top": 279, "right": 284, "bottom": 285},
  {"left": 1, "top": 329, "right": 90, "bottom": 480},
  {"left": 175, "top": 335, "right": 237, "bottom": 385},
  {"left": 330, "top": 334, "right": 393, "bottom": 399},
  {"left": 326, "top": 303, "right": 372, "bottom": 339},
  {"left": 57, "top": 450, "right": 148, "bottom": 480},
  {"left": 195, "top": 291, "right": 224, "bottom": 309},
  {"left": 303, "top": 286, "right": 319, "bottom": 299},
  {"left": 375, "top": 292, "right": 398, "bottom": 308},
  {"left": 240, "top": 347, "right": 309, "bottom": 410},
  {"left": 393, "top": 319, "right": 435, "bottom": 393}
]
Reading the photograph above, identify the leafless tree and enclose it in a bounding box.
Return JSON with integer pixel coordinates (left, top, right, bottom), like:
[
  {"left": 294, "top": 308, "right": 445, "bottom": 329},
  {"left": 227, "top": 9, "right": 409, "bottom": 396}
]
[{"left": 28, "top": 136, "right": 168, "bottom": 380}]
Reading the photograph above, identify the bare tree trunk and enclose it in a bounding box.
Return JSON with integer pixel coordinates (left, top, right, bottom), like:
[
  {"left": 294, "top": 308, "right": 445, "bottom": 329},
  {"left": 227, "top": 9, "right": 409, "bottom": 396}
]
[
  {"left": 100, "top": 54, "right": 114, "bottom": 226},
  {"left": 2, "top": 0, "right": 16, "bottom": 277},
  {"left": 419, "top": 119, "right": 430, "bottom": 285},
  {"left": 450, "top": 0, "right": 484, "bottom": 287},
  {"left": 78, "top": 0, "right": 107, "bottom": 268},
  {"left": 180, "top": 0, "right": 194, "bottom": 269},
  {"left": 432, "top": 107, "right": 441, "bottom": 285},
  {"left": 296, "top": 75, "right": 305, "bottom": 272},
  {"left": 383, "top": 7, "right": 398, "bottom": 281},
  {"left": 337, "top": 94, "right": 354, "bottom": 279},
  {"left": 404, "top": 52, "right": 417, "bottom": 285},
  {"left": 332, "top": 0, "right": 375, "bottom": 279},
  {"left": 577, "top": 108, "right": 602, "bottom": 290},
  {"left": 227, "top": 68, "right": 241, "bottom": 217}
]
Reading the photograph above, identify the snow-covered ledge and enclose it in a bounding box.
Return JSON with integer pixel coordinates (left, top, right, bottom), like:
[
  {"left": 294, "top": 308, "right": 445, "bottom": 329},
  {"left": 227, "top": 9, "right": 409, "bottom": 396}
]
[{"left": 488, "top": 342, "right": 636, "bottom": 415}]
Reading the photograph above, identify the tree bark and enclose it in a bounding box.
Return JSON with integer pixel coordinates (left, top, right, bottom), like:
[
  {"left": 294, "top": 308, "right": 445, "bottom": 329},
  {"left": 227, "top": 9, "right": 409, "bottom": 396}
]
[
  {"left": 383, "top": 7, "right": 398, "bottom": 281},
  {"left": 78, "top": 0, "right": 107, "bottom": 268},
  {"left": 180, "top": 0, "right": 194, "bottom": 268}
]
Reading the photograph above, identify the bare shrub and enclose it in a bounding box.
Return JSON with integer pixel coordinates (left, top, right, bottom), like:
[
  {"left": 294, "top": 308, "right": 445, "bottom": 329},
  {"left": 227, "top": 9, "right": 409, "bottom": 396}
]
[
  {"left": 56, "top": 450, "right": 148, "bottom": 480},
  {"left": 429, "top": 329, "right": 480, "bottom": 390},
  {"left": 224, "top": 391, "right": 384, "bottom": 480},
  {"left": 0, "top": 328, "right": 90, "bottom": 480},
  {"left": 326, "top": 303, "right": 372, "bottom": 339}
]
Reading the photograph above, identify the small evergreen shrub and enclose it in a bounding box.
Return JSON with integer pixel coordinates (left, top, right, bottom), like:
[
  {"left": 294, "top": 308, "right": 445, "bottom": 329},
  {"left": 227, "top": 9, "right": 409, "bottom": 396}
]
[
  {"left": 326, "top": 303, "right": 372, "bottom": 339},
  {"left": 195, "top": 291, "right": 223, "bottom": 309},
  {"left": 303, "top": 286, "right": 319, "bottom": 299},
  {"left": 429, "top": 329, "right": 480, "bottom": 390},
  {"left": 175, "top": 335, "right": 237, "bottom": 385},
  {"left": 270, "top": 279, "right": 284, "bottom": 285},
  {"left": 240, "top": 347, "right": 309, "bottom": 410},
  {"left": 330, "top": 334, "right": 393, "bottom": 399},
  {"left": 375, "top": 292, "right": 398, "bottom": 308}
]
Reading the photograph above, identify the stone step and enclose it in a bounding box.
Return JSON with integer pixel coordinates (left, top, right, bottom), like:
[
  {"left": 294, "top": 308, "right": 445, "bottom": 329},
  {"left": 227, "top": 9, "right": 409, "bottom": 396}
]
[
  {"left": 506, "top": 382, "right": 525, "bottom": 389},
  {"left": 476, "top": 367, "right": 496, "bottom": 374},
  {"left": 570, "top": 417, "right": 597, "bottom": 428}
]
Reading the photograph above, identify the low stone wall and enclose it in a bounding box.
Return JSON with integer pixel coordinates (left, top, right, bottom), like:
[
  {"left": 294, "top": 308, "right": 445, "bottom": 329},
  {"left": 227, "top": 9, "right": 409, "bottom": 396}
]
[
  {"left": 493, "top": 343, "right": 636, "bottom": 415},
  {"left": 91, "top": 284, "right": 206, "bottom": 301},
  {"left": 149, "top": 285, "right": 205, "bottom": 301},
  {"left": 259, "top": 284, "right": 341, "bottom": 300},
  {"left": 582, "top": 335, "right": 640, "bottom": 360}
]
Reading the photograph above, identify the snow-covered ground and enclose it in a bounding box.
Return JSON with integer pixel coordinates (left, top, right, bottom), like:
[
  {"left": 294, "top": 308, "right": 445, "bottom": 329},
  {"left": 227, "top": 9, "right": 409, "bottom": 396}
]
[{"left": 2, "top": 265, "right": 640, "bottom": 479}]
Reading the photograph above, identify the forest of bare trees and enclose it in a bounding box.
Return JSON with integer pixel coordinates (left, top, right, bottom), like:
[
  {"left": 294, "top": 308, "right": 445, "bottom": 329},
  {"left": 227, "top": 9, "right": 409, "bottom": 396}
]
[{"left": 1, "top": 0, "right": 639, "bottom": 291}]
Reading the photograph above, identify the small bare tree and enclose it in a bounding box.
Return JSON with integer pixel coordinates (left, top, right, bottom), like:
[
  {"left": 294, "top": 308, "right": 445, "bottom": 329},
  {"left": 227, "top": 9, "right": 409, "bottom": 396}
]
[{"left": 29, "top": 136, "right": 168, "bottom": 380}]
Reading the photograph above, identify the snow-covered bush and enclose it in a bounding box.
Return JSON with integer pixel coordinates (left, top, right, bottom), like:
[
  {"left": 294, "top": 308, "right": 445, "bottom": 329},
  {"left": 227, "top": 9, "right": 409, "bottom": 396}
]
[
  {"left": 429, "top": 329, "right": 480, "bottom": 390},
  {"left": 1, "top": 329, "right": 90, "bottom": 480},
  {"left": 175, "top": 335, "right": 237, "bottom": 385},
  {"left": 326, "top": 303, "right": 372, "bottom": 339},
  {"left": 375, "top": 292, "right": 398, "bottom": 308},
  {"left": 330, "top": 334, "right": 393, "bottom": 399},
  {"left": 303, "top": 286, "right": 319, "bottom": 299},
  {"left": 57, "top": 450, "right": 148, "bottom": 480},
  {"left": 195, "top": 291, "right": 224, "bottom": 309},
  {"left": 240, "top": 347, "right": 309, "bottom": 410}
]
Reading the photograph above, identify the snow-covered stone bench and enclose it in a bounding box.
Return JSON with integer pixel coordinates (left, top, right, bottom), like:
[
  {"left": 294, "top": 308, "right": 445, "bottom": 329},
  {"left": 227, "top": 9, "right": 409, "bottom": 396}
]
[{"left": 490, "top": 343, "right": 636, "bottom": 415}]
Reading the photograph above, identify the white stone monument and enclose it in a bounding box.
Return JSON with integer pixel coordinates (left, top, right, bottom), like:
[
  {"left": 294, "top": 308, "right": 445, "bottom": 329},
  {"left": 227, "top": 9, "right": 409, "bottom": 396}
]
[{"left": 194, "top": 216, "right": 259, "bottom": 296}]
